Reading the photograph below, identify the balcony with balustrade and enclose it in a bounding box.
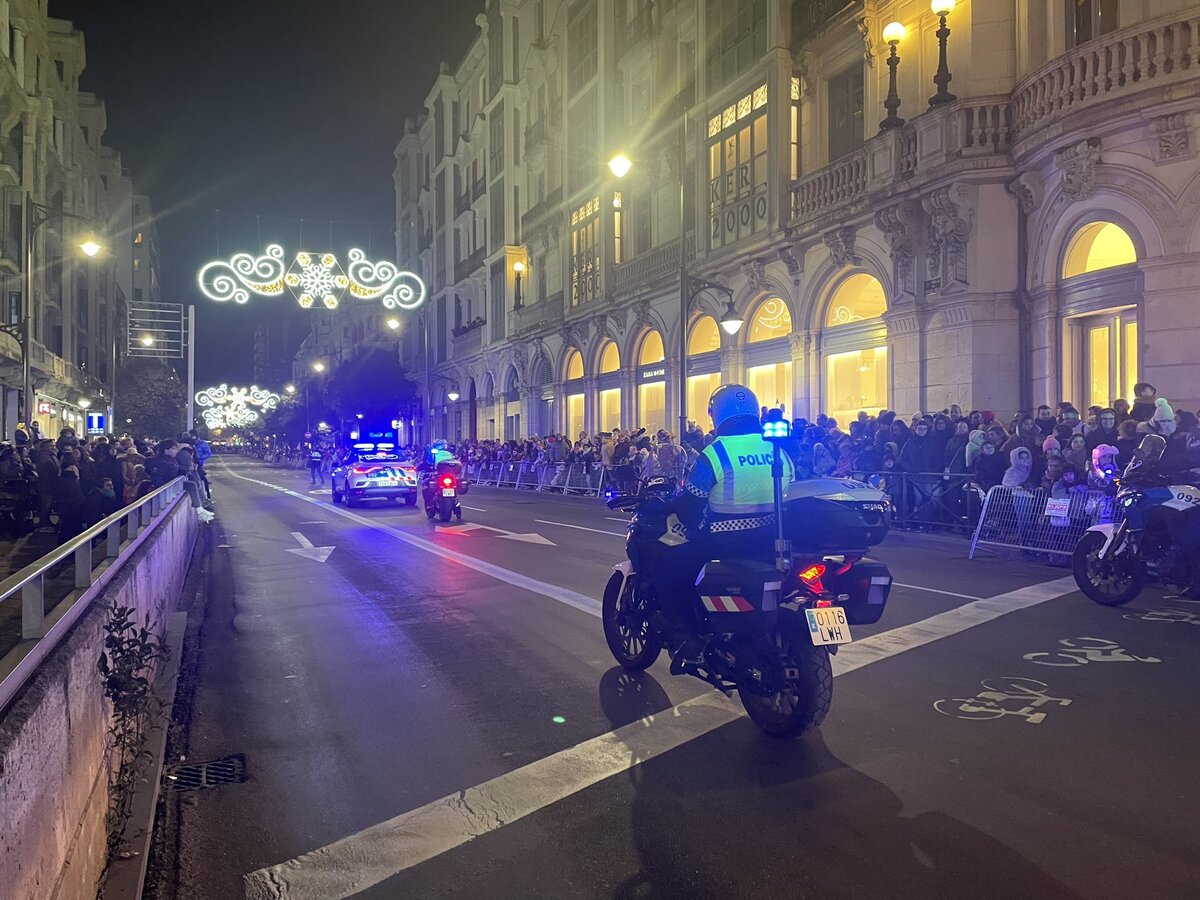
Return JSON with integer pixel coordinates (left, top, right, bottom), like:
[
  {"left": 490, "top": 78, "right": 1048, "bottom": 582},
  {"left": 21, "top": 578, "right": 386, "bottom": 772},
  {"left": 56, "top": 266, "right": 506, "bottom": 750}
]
[
  {"left": 507, "top": 289, "right": 563, "bottom": 337},
  {"left": 611, "top": 232, "right": 695, "bottom": 297}
]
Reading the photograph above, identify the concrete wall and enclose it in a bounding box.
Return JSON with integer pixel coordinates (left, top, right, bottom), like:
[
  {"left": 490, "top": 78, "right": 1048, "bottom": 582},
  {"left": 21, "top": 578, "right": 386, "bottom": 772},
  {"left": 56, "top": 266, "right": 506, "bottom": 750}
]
[{"left": 0, "top": 497, "right": 198, "bottom": 900}]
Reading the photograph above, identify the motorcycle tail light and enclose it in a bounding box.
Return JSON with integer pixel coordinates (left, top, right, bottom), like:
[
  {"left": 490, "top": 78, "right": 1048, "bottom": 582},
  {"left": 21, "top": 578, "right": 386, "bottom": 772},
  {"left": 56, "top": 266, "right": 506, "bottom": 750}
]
[
  {"left": 798, "top": 563, "right": 826, "bottom": 584},
  {"left": 440, "top": 475, "right": 455, "bottom": 487}
]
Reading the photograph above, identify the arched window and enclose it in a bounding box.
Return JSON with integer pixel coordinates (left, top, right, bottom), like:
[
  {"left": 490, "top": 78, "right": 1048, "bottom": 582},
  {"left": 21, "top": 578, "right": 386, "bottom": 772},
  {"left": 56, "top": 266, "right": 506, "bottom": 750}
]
[
  {"left": 639, "top": 330, "right": 665, "bottom": 365},
  {"left": 565, "top": 349, "right": 583, "bottom": 380},
  {"left": 747, "top": 298, "right": 792, "bottom": 342},
  {"left": 688, "top": 316, "right": 721, "bottom": 355},
  {"left": 1063, "top": 222, "right": 1137, "bottom": 279},
  {"left": 599, "top": 341, "right": 620, "bottom": 373},
  {"left": 825, "top": 273, "right": 887, "bottom": 326}
]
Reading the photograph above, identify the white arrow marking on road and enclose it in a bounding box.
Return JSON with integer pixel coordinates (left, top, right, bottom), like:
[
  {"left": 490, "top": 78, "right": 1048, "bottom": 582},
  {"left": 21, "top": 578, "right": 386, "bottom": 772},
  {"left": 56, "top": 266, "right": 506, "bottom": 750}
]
[
  {"left": 434, "top": 521, "right": 555, "bottom": 545},
  {"left": 285, "top": 531, "right": 335, "bottom": 563}
]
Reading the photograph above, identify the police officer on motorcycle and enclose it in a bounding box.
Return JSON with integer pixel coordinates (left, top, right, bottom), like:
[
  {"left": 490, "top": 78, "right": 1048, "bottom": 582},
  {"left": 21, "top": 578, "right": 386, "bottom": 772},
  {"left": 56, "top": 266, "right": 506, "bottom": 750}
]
[{"left": 650, "top": 384, "right": 795, "bottom": 671}]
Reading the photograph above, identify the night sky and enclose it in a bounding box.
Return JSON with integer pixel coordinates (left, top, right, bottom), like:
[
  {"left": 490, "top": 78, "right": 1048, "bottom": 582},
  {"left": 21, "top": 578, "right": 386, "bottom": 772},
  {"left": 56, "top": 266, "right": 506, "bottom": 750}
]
[{"left": 51, "top": 0, "right": 483, "bottom": 387}]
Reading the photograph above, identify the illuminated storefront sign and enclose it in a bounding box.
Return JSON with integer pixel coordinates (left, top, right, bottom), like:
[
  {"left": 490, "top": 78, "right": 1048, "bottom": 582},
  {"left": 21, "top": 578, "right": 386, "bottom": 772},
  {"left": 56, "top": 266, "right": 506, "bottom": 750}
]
[
  {"left": 707, "top": 83, "right": 769, "bottom": 251},
  {"left": 198, "top": 245, "right": 426, "bottom": 311}
]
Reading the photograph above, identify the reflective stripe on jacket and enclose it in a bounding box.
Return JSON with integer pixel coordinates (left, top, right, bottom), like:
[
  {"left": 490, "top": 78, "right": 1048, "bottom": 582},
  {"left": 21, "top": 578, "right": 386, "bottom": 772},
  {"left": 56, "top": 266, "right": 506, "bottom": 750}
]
[{"left": 700, "top": 433, "right": 793, "bottom": 528}]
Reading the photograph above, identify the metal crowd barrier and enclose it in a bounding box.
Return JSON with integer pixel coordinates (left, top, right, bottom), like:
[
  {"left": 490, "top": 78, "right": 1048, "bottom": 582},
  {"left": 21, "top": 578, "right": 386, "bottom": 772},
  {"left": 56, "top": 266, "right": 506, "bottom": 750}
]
[
  {"left": 851, "top": 471, "right": 987, "bottom": 535},
  {"left": 968, "top": 486, "right": 1120, "bottom": 559},
  {"left": 0, "top": 477, "right": 188, "bottom": 711},
  {"left": 464, "top": 461, "right": 610, "bottom": 497}
]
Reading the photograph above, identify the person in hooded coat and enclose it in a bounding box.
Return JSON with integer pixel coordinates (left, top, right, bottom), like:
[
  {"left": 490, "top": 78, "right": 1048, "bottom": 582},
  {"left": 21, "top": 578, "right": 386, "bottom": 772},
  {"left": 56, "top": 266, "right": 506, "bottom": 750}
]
[
  {"left": 944, "top": 420, "right": 971, "bottom": 474},
  {"left": 1064, "top": 433, "right": 1091, "bottom": 472},
  {"left": 1137, "top": 397, "right": 1177, "bottom": 439},
  {"left": 1115, "top": 419, "right": 1142, "bottom": 469},
  {"left": 973, "top": 440, "right": 1007, "bottom": 489},
  {"left": 964, "top": 430, "right": 989, "bottom": 470},
  {"left": 1003, "top": 447, "right": 1036, "bottom": 489}
]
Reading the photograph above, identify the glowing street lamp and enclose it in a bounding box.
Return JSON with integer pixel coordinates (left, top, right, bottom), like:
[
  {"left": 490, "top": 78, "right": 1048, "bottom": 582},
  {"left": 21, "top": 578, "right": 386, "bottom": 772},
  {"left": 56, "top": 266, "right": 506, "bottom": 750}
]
[
  {"left": 386, "top": 317, "right": 401, "bottom": 330},
  {"left": 929, "top": 0, "right": 958, "bottom": 107},
  {"left": 719, "top": 300, "right": 745, "bottom": 336},
  {"left": 285, "top": 384, "right": 296, "bottom": 394},
  {"left": 513, "top": 260, "right": 526, "bottom": 310},
  {"left": 78, "top": 398, "right": 92, "bottom": 409},
  {"left": 607, "top": 154, "right": 633, "bottom": 178},
  {"left": 140, "top": 335, "right": 155, "bottom": 347},
  {"left": 312, "top": 361, "right": 326, "bottom": 373},
  {"left": 880, "top": 22, "right": 907, "bottom": 131},
  {"left": 447, "top": 385, "right": 461, "bottom": 403},
  {"left": 79, "top": 238, "right": 103, "bottom": 258}
]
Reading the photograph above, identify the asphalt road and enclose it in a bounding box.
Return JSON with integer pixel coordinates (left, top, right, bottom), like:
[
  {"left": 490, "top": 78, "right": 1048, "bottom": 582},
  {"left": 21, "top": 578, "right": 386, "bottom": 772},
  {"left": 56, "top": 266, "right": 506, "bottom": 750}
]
[{"left": 156, "top": 456, "right": 1200, "bottom": 900}]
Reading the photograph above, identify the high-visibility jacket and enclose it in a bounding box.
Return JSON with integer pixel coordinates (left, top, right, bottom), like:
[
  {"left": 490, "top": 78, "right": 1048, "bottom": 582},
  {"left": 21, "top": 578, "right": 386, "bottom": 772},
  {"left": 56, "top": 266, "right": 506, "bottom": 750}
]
[{"left": 696, "top": 433, "right": 793, "bottom": 533}]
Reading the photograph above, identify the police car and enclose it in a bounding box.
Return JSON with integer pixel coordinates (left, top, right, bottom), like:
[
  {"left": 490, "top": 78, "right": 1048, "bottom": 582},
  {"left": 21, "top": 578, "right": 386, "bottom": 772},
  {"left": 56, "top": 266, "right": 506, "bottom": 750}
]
[{"left": 331, "top": 442, "right": 419, "bottom": 508}]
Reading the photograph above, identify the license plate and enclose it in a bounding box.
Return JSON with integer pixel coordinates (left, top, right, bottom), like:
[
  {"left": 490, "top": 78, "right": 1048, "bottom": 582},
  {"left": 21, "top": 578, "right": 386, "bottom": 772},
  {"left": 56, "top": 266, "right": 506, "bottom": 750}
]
[
  {"left": 441, "top": 488, "right": 457, "bottom": 497},
  {"left": 805, "top": 607, "right": 852, "bottom": 645}
]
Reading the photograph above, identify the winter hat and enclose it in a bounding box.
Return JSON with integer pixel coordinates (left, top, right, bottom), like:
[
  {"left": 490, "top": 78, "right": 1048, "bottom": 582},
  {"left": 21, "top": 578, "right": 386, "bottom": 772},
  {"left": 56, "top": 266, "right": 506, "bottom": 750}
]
[
  {"left": 1091, "top": 444, "right": 1119, "bottom": 480},
  {"left": 1042, "top": 435, "right": 1061, "bottom": 456},
  {"left": 1152, "top": 400, "right": 1171, "bottom": 429}
]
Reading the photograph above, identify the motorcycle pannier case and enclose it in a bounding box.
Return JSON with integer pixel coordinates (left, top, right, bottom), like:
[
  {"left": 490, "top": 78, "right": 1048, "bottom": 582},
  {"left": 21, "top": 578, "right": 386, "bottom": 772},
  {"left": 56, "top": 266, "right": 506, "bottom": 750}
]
[
  {"left": 823, "top": 558, "right": 893, "bottom": 625},
  {"left": 783, "top": 496, "right": 890, "bottom": 551},
  {"left": 695, "top": 560, "right": 782, "bottom": 635}
]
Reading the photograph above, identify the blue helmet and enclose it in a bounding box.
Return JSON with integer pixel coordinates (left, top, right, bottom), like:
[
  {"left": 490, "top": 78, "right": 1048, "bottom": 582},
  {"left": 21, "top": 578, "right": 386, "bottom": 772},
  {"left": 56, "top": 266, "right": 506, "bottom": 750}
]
[{"left": 708, "top": 384, "right": 759, "bottom": 430}]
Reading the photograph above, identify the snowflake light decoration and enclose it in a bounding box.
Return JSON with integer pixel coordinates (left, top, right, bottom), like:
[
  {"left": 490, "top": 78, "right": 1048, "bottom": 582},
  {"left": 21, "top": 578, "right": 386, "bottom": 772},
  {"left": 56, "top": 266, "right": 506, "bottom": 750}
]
[
  {"left": 285, "top": 252, "right": 349, "bottom": 310},
  {"left": 196, "top": 384, "right": 281, "bottom": 431}
]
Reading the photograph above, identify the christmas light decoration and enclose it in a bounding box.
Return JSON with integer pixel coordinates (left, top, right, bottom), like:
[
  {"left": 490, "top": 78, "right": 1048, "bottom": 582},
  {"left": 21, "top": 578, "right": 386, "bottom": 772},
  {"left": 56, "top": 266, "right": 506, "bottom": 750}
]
[
  {"left": 346, "top": 248, "right": 427, "bottom": 309},
  {"left": 197, "top": 244, "right": 287, "bottom": 304},
  {"left": 286, "top": 251, "right": 349, "bottom": 309},
  {"left": 195, "top": 384, "right": 281, "bottom": 431},
  {"left": 197, "top": 245, "right": 426, "bottom": 312}
]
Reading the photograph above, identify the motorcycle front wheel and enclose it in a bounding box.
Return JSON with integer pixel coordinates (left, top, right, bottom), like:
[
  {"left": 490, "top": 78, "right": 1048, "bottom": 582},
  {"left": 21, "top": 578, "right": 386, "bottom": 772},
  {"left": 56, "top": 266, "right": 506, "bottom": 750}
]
[
  {"left": 1072, "top": 531, "right": 1144, "bottom": 606},
  {"left": 602, "top": 572, "right": 662, "bottom": 671},
  {"left": 740, "top": 631, "right": 832, "bottom": 739}
]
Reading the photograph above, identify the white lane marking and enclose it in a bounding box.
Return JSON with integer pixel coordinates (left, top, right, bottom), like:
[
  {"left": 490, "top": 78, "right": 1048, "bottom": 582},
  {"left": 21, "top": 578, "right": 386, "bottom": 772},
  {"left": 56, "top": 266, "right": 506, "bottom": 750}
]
[
  {"left": 892, "top": 582, "right": 984, "bottom": 602},
  {"left": 604, "top": 516, "right": 631, "bottom": 523},
  {"left": 535, "top": 519, "right": 626, "bottom": 538},
  {"left": 435, "top": 522, "right": 556, "bottom": 545},
  {"left": 286, "top": 531, "right": 335, "bottom": 564},
  {"left": 243, "top": 575, "right": 1078, "bottom": 898},
  {"left": 461, "top": 505, "right": 487, "bottom": 512},
  {"left": 218, "top": 461, "right": 598, "bottom": 618}
]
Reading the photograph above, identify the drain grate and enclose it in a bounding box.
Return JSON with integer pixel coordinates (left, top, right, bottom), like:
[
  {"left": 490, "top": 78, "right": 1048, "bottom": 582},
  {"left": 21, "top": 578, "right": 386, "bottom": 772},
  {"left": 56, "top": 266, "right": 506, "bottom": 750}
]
[{"left": 163, "top": 753, "right": 247, "bottom": 791}]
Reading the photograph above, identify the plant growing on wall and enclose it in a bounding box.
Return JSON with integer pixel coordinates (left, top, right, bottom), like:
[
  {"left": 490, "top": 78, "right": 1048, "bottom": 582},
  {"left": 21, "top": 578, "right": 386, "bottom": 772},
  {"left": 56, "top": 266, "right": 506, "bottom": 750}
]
[{"left": 96, "top": 601, "right": 169, "bottom": 892}]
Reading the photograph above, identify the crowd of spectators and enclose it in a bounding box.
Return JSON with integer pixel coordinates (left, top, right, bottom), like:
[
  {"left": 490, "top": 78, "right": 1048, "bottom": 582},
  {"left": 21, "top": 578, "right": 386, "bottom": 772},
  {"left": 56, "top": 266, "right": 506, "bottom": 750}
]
[{"left": 0, "top": 421, "right": 214, "bottom": 545}]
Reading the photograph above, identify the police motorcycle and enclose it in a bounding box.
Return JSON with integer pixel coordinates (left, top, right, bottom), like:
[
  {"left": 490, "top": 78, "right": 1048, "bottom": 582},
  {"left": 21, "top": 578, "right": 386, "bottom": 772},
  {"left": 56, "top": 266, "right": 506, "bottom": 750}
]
[
  {"left": 1073, "top": 434, "right": 1200, "bottom": 606},
  {"left": 601, "top": 415, "right": 893, "bottom": 738},
  {"left": 420, "top": 441, "right": 467, "bottom": 523}
]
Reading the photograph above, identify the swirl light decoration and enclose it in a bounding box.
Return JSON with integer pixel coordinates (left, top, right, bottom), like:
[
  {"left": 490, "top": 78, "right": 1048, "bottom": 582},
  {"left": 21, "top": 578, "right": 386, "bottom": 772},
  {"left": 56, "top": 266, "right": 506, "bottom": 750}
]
[
  {"left": 346, "top": 248, "right": 428, "bottom": 310},
  {"left": 195, "top": 384, "right": 281, "bottom": 431},
  {"left": 197, "top": 245, "right": 287, "bottom": 304},
  {"left": 199, "top": 245, "right": 426, "bottom": 312}
]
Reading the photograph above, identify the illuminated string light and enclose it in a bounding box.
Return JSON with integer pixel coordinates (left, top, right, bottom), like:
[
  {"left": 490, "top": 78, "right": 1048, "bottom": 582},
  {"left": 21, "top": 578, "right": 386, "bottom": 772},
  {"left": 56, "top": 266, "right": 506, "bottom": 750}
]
[
  {"left": 197, "top": 244, "right": 287, "bottom": 304},
  {"left": 198, "top": 245, "right": 426, "bottom": 312},
  {"left": 346, "top": 248, "right": 427, "bottom": 310},
  {"left": 195, "top": 384, "right": 281, "bottom": 430}
]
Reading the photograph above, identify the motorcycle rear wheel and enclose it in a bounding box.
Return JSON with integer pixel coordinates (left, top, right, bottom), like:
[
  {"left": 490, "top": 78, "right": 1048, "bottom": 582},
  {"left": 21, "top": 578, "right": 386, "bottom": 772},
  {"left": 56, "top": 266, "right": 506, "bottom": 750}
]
[
  {"left": 602, "top": 572, "right": 662, "bottom": 671},
  {"left": 439, "top": 497, "right": 454, "bottom": 522},
  {"left": 1072, "top": 531, "right": 1143, "bottom": 607},
  {"left": 739, "top": 632, "right": 832, "bottom": 739}
]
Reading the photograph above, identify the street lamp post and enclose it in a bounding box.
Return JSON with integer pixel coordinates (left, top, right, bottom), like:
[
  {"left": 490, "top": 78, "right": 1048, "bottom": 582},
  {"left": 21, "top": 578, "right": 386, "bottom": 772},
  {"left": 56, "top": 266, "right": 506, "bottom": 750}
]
[
  {"left": 880, "top": 22, "right": 907, "bottom": 131},
  {"left": 929, "top": 0, "right": 958, "bottom": 107},
  {"left": 513, "top": 261, "right": 525, "bottom": 310},
  {"left": 0, "top": 197, "right": 104, "bottom": 430},
  {"left": 610, "top": 110, "right": 743, "bottom": 438}
]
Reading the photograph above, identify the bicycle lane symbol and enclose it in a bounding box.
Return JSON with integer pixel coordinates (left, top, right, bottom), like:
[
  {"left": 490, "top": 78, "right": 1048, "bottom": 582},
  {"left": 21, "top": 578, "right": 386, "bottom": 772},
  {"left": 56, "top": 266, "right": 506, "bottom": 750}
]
[
  {"left": 934, "top": 678, "right": 1072, "bottom": 725},
  {"left": 1123, "top": 607, "right": 1200, "bottom": 626},
  {"left": 1022, "top": 636, "right": 1162, "bottom": 667}
]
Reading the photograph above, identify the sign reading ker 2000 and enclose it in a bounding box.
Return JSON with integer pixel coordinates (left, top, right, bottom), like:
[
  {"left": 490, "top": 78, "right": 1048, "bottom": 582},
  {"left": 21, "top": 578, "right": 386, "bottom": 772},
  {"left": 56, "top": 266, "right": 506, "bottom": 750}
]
[{"left": 198, "top": 245, "right": 426, "bottom": 312}]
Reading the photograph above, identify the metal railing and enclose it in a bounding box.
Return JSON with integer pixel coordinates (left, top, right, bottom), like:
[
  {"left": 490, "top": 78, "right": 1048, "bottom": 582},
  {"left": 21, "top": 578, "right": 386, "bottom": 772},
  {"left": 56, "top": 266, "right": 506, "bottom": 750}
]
[
  {"left": 850, "top": 471, "right": 988, "bottom": 535},
  {"left": 0, "top": 477, "right": 188, "bottom": 712},
  {"left": 465, "top": 460, "right": 612, "bottom": 497},
  {"left": 969, "top": 486, "right": 1120, "bottom": 559}
]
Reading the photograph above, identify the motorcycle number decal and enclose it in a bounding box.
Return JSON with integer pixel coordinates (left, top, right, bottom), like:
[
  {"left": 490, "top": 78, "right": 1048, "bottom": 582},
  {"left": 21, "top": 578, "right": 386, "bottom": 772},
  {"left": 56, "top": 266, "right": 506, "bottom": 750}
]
[{"left": 1164, "top": 486, "right": 1200, "bottom": 510}]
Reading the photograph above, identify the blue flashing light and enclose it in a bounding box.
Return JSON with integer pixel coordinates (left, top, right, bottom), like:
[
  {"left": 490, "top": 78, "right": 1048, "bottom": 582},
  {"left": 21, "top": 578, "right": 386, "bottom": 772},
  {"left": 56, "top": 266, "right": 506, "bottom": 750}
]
[{"left": 762, "top": 420, "right": 790, "bottom": 440}]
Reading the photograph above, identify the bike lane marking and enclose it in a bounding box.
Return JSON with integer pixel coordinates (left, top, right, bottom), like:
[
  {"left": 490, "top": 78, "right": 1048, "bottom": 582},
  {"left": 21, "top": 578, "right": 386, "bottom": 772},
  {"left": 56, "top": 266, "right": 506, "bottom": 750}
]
[{"left": 243, "top": 563, "right": 1079, "bottom": 900}]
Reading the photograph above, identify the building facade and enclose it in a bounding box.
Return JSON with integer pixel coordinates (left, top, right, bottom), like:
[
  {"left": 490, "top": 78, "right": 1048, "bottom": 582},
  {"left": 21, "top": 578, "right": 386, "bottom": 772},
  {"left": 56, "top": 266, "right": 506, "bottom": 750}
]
[
  {"left": 393, "top": 0, "right": 1200, "bottom": 444},
  {"left": 0, "top": 1, "right": 142, "bottom": 440}
]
